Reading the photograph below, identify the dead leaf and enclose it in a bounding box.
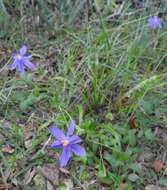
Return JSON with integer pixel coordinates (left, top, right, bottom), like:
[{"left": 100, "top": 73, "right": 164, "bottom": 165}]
[
  {"left": 145, "top": 185, "right": 161, "bottom": 190},
  {"left": 2, "top": 146, "right": 15, "bottom": 154},
  {"left": 36, "top": 164, "right": 59, "bottom": 187},
  {"left": 128, "top": 116, "right": 138, "bottom": 129},
  {"left": 128, "top": 173, "right": 139, "bottom": 182},
  {"left": 138, "top": 147, "right": 154, "bottom": 162},
  {"left": 24, "top": 168, "right": 36, "bottom": 185},
  {"left": 0, "top": 133, "right": 5, "bottom": 143},
  {"left": 120, "top": 182, "right": 128, "bottom": 189},
  {"left": 0, "top": 184, "right": 13, "bottom": 189},
  {"left": 47, "top": 47, "right": 56, "bottom": 59},
  {"left": 24, "top": 125, "right": 34, "bottom": 149},
  {"left": 24, "top": 139, "right": 33, "bottom": 149},
  {"left": 59, "top": 167, "right": 70, "bottom": 174},
  {"left": 121, "top": 96, "right": 129, "bottom": 107},
  {"left": 33, "top": 174, "right": 46, "bottom": 190},
  {"left": 47, "top": 180, "right": 55, "bottom": 190},
  {"left": 3, "top": 168, "right": 12, "bottom": 182},
  {"left": 151, "top": 160, "right": 164, "bottom": 172},
  {"left": 83, "top": 105, "right": 89, "bottom": 114},
  {"left": 24, "top": 127, "right": 34, "bottom": 141},
  {"left": 0, "top": 67, "right": 9, "bottom": 77},
  {"left": 1, "top": 121, "right": 12, "bottom": 130},
  {"left": 11, "top": 178, "right": 18, "bottom": 186},
  {"left": 64, "top": 179, "right": 73, "bottom": 190}
]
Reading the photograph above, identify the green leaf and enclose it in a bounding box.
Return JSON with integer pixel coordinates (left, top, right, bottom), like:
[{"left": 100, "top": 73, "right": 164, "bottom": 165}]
[
  {"left": 159, "top": 179, "right": 167, "bottom": 187},
  {"left": 98, "top": 170, "right": 105, "bottom": 178},
  {"left": 20, "top": 94, "right": 37, "bottom": 112},
  {"left": 129, "top": 163, "right": 142, "bottom": 174},
  {"left": 105, "top": 112, "right": 113, "bottom": 120},
  {"left": 128, "top": 130, "right": 136, "bottom": 146},
  {"left": 145, "top": 129, "right": 155, "bottom": 140},
  {"left": 115, "top": 151, "right": 130, "bottom": 162},
  {"left": 104, "top": 154, "right": 123, "bottom": 169}
]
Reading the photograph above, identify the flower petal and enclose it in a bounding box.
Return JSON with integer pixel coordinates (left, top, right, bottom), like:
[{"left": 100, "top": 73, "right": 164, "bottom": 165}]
[
  {"left": 49, "top": 125, "right": 65, "bottom": 140},
  {"left": 10, "top": 60, "right": 18, "bottom": 70},
  {"left": 71, "top": 144, "right": 86, "bottom": 156},
  {"left": 67, "top": 120, "right": 75, "bottom": 136},
  {"left": 25, "top": 55, "right": 32, "bottom": 59},
  {"left": 60, "top": 147, "right": 71, "bottom": 167},
  {"left": 12, "top": 52, "right": 16, "bottom": 58},
  {"left": 69, "top": 135, "right": 82, "bottom": 144},
  {"left": 49, "top": 140, "right": 62, "bottom": 148},
  {"left": 19, "top": 45, "right": 27, "bottom": 55},
  {"left": 18, "top": 62, "right": 25, "bottom": 75},
  {"left": 24, "top": 61, "right": 35, "bottom": 70}
]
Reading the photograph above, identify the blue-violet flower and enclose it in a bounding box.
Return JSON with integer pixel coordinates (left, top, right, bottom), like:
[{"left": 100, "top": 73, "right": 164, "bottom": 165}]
[
  {"left": 10, "top": 45, "right": 35, "bottom": 75},
  {"left": 49, "top": 120, "right": 86, "bottom": 167},
  {"left": 148, "top": 16, "right": 162, "bottom": 29}
]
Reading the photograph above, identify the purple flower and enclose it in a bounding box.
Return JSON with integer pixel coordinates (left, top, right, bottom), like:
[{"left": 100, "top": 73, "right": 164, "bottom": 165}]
[
  {"left": 10, "top": 45, "right": 35, "bottom": 75},
  {"left": 148, "top": 16, "right": 162, "bottom": 29},
  {"left": 49, "top": 120, "right": 86, "bottom": 167}
]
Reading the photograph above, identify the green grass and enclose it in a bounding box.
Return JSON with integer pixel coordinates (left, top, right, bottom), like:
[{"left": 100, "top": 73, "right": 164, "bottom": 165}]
[{"left": 0, "top": 0, "right": 167, "bottom": 189}]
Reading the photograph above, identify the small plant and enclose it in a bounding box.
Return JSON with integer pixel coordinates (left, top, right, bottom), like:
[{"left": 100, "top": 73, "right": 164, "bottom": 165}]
[{"left": 1, "top": 1, "right": 167, "bottom": 189}]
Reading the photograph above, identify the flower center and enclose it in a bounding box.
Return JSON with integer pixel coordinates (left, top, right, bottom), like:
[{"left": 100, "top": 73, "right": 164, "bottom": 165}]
[
  {"left": 16, "top": 54, "right": 22, "bottom": 59},
  {"left": 62, "top": 139, "right": 69, "bottom": 147}
]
